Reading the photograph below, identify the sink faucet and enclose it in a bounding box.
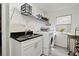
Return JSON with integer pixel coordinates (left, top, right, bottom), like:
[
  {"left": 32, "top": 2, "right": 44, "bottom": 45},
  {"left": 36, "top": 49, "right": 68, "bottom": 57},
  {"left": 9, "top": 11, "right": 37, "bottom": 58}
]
[{"left": 22, "top": 24, "right": 27, "bottom": 35}]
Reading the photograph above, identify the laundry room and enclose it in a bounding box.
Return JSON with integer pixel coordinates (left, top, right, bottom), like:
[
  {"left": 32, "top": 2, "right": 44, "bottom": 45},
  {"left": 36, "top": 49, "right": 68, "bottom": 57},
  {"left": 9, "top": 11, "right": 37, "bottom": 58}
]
[{"left": 1, "top": 2, "right": 79, "bottom": 56}]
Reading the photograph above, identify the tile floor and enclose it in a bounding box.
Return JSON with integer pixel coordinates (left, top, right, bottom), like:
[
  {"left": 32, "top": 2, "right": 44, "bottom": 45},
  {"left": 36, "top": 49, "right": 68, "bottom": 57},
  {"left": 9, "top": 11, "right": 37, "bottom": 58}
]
[
  {"left": 0, "top": 45, "right": 69, "bottom": 56},
  {"left": 50, "top": 45, "right": 69, "bottom": 56}
]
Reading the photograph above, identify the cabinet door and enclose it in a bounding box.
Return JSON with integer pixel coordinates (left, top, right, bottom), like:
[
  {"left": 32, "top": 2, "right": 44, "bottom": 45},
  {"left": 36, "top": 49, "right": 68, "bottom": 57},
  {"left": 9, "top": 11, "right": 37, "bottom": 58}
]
[
  {"left": 22, "top": 37, "right": 43, "bottom": 56},
  {"left": 70, "top": 39, "right": 75, "bottom": 52},
  {"left": 22, "top": 44, "right": 36, "bottom": 56},
  {"left": 55, "top": 32, "right": 67, "bottom": 48},
  {"left": 10, "top": 38, "right": 21, "bottom": 56}
]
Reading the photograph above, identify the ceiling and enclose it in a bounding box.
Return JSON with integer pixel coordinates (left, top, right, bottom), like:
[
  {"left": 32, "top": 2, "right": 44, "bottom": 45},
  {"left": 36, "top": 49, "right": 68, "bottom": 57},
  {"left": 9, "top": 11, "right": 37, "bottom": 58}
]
[{"left": 33, "top": 3, "right": 79, "bottom": 13}]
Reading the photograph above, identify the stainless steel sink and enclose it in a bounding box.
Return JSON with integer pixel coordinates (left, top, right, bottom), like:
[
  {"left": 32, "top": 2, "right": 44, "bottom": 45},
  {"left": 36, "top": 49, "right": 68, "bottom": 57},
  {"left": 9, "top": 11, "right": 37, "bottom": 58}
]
[{"left": 18, "top": 34, "right": 39, "bottom": 38}]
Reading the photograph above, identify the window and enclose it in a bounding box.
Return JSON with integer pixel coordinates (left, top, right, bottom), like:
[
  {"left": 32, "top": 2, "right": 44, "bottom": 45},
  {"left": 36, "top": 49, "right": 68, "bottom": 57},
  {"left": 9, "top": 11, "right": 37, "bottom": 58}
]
[
  {"left": 56, "top": 15, "right": 71, "bottom": 25},
  {"left": 56, "top": 15, "right": 71, "bottom": 32}
]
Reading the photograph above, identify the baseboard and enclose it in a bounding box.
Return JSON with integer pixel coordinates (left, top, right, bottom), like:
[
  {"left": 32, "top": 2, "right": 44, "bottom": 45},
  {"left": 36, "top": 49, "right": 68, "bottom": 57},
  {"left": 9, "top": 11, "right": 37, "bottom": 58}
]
[{"left": 54, "top": 44, "right": 67, "bottom": 49}]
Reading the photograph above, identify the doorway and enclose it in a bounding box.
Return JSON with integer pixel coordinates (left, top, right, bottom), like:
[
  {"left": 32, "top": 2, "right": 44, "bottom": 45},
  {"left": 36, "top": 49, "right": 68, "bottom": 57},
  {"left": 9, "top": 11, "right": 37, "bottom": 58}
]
[{"left": 0, "top": 4, "right": 2, "bottom": 56}]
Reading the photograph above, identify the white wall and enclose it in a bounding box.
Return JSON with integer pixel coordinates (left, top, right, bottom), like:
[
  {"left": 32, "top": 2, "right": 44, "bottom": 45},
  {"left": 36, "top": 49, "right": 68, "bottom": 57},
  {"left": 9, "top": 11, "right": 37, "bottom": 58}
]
[
  {"left": 9, "top": 3, "right": 47, "bottom": 32},
  {"left": 49, "top": 5, "right": 79, "bottom": 33}
]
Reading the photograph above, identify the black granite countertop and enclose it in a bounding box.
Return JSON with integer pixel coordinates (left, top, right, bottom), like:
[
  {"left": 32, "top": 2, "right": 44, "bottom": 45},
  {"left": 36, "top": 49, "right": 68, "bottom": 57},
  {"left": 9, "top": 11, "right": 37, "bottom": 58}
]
[{"left": 10, "top": 32, "right": 43, "bottom": 42}]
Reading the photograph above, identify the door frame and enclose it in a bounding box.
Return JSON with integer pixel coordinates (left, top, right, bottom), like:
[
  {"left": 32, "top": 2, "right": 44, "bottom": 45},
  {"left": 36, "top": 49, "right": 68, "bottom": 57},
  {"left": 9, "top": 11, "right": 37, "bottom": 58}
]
[{"left": 2, "top": 3, "right": 9, "bottom": 56}]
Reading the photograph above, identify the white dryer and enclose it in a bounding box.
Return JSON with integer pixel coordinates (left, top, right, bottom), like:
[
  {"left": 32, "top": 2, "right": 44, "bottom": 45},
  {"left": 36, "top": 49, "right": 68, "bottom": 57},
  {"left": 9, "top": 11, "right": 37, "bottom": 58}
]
[
  {"left": 38, "top": 31, "right": 50, "bottom": 56},
  {"left": 36, "top": 26, "right": 56, "bottom": 55},
  {"left": 37, "top": 31, "right": 54, "bottom": 56}
]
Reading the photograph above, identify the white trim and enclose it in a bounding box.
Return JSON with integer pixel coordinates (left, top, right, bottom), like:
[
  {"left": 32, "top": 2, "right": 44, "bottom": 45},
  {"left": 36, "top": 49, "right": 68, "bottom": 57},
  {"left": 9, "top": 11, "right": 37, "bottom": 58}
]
[{"left": 2, "top": 3, "right": 9, "bottom": 56}]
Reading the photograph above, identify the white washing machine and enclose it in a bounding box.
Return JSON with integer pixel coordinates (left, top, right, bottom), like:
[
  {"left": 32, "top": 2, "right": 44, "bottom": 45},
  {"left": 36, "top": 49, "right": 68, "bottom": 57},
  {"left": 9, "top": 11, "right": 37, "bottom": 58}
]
[
  {"left": 37, "top": 31, "right": 55, "bottom": 56},
  {"left": 36, "top": 26, "right": 56, "bottom": 56}
]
